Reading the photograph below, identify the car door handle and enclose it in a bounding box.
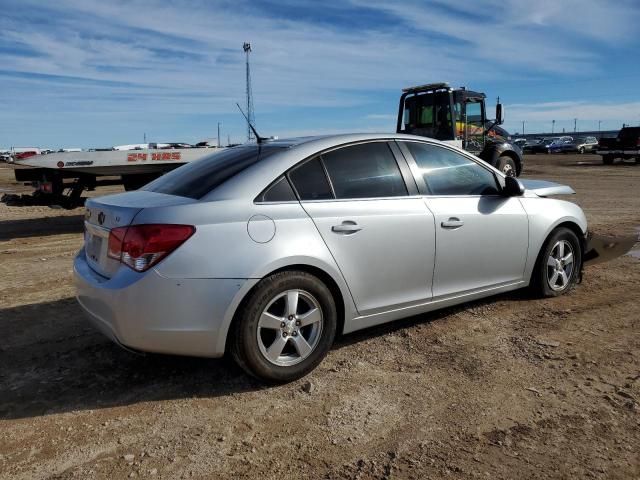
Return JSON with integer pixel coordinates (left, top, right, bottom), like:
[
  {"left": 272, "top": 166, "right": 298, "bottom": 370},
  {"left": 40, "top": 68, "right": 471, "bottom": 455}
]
[
  {"left": 331, "top": 221, "right": 362, "bottom": 234},
  {"left": 441, "top": 217, "right": 464, "bottom": 229}
]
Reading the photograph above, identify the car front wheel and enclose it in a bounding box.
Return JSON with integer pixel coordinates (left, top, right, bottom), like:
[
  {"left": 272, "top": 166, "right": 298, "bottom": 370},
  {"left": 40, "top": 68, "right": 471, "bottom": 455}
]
[
  {"left": 531, "top": 227, "right": 582, "bottom": 297},
  {"left": 231, "top": 271, "right": 337, "bottom": 383}
]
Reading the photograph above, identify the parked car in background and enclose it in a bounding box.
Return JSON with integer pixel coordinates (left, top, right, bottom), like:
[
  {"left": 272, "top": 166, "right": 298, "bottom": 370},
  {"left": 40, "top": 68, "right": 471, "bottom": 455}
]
[
  {"left": 522, "top": 138, "right": 543, "bottom": 153},
  {"left": 564, "top": 136, "right": 599, "bottom": 154},
  {"left": 597, "top": 127, "right": 640, "bottom": 164},
  {"left": 548, "top": 137, "right": 576, "bottom": 154},
  {"left": 527, "top": 137, "right": 560, "bottom": 154},
  {"left": 513, "top": 138, "right": 527, "bottom": 148},
  {"left": 75, "top": 133, "right": 589, "bottom": 382}
]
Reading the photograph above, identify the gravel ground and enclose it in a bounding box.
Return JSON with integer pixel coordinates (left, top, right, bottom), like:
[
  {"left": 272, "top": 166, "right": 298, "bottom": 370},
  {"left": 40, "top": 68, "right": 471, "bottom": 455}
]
[{"left": 0, "top": 154, "right": 638, "bottom": 480}]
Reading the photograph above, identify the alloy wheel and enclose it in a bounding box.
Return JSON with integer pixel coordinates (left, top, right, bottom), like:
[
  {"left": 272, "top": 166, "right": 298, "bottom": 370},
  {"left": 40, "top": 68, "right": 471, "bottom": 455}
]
[
  {"left": 502, "top": 163, "right": 515, "bottom": 176},
  {"left": 546, "top": 240, "right": 575, "bottom": 291},
  {"left": 257, "top": 289, "right": 323, "bottom": 366}
]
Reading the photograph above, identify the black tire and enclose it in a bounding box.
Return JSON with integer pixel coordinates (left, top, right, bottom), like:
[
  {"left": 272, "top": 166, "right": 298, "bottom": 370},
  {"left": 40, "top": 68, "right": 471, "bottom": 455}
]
[
  {"left": 602, "top": 155, "right": 614, "bottom": 165},
  {"left": 579, "top": 147, "right": 585, "bottom": 154},
  {"left": 531, "top": 227, "right": 582, "bottom": 298},
  {"left": 230, "top": 271, "right": 337, "bottom": 383},
  {"left": 497, "top": 155, "right": 517, "bottom": 177}
]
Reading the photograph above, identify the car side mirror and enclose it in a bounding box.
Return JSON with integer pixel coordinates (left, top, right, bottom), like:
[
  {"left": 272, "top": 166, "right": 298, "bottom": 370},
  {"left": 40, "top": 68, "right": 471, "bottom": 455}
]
[
  {"left": 502, "top": 176, "right": 524, "bottom": 196},
  {"left": 495, "top": 103, "right": 504, "bottom": 125}
]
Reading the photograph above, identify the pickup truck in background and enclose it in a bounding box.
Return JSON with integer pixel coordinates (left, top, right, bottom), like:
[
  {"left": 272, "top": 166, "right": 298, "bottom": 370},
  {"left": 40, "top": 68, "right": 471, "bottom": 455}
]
[{"left": 597, "top": 127, "right": 640, "bottom": 164}]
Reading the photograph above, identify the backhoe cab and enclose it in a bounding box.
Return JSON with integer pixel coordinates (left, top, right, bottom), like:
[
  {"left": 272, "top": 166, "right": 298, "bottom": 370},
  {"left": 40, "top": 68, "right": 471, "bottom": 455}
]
[{"left": 397, "top": 83, "right": 523, "bottom": 176}]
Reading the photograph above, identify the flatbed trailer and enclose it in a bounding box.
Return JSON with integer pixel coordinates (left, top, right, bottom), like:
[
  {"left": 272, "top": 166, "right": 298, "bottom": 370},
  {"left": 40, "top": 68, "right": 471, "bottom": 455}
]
[{"left": 9, "top": 147, "right": 224, "bottom": 208}]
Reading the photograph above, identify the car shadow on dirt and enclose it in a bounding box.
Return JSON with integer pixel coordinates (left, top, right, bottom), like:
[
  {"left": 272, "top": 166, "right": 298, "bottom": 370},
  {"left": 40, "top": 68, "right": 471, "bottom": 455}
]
[
  {"left": 0, "top": 290, "right": 533, "bottom": 421},
  {"left": 0, "top": 298, "right": 266, "bottom": 420},
  {"left": 334, "top": 289, "right": 532, "bottom": 350},
  {"left": 0, "top": 215, "right": 84, "bottom": 241}
]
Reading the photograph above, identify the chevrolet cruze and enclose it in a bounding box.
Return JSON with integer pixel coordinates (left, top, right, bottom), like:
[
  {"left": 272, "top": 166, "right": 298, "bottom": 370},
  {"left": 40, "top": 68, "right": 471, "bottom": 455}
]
[{"left": 75, "top": 134, "right": 587, "bottom": 382}]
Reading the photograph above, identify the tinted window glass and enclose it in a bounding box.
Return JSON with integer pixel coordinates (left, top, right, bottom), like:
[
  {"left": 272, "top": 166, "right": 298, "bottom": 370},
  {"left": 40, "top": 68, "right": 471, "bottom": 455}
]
[
  {"left": 256, "top": 176, "right": 297, "bottom": 202},
  {"left": 143, "top": 146, "right": 283, "bottom": 199},
  {"left": 404, "top": 142, "right": 499, "bottom": 196},
  {"left": 321, "top": 143, "right": 407, "bottom": 199},
  {"left": 289, "top": 157, "right": 333, "bottom": 201}
]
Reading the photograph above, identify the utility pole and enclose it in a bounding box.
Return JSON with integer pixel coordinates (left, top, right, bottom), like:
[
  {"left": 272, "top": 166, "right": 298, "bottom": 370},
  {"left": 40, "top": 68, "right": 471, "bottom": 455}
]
[
  {"left": 522, "top": 121, "right": 525, "bottom": 136},
  {"left": 598, "top": 120, "right": 601, "bottom": 134},
  {"left": 243, "top": 42, "right": 255, "bottom": 142},
  {"left": 552, "top": 120, "right": 555, "bottom": 134},
  {"left": 227, "top": 134, "right": 230, "bottom": 146},
  {"left": 144, "top": 132, "right": 146, "bottom": 143},
  {"left": 574, "top": 118, "right": 577, "bottom": 133},
  {"left": 217, "top": 122, "right": 221, "bottom": 148}
]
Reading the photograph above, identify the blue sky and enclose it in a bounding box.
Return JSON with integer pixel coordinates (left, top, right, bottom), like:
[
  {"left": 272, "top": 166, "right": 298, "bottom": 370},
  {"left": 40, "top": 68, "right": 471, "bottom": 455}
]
[{"left": 1, "top": 0, "right": 639, "bottom": 148}]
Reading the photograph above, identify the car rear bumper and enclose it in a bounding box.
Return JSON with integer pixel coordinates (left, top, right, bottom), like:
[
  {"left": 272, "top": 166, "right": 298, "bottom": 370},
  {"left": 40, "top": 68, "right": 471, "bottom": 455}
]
[{"left": 74, "top": 249, "right": 252, "bottom": 357}]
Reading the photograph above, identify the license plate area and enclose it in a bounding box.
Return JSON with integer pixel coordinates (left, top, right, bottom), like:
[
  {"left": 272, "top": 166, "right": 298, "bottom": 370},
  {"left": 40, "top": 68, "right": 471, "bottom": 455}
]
[
  {"left": 85, "top": 232, "right": 103, "bottom": 263},
  {"left": 84, "top": 221, "right": 112, "bottom": 277}
]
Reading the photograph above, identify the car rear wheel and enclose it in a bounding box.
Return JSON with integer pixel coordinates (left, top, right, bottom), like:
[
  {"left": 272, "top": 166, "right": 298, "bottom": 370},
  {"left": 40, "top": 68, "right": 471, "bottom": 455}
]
[
  {"left": 497, "top": 155, "right": 517, "bottom": 177},
  {"left": 603, "top": 155, "right": 614, "bottom": 165},
  {"left": 579, "top": 147, "right": 585, "bottom": 154},
  {"left": 231, "top": 271, "right": 337, "bottom": 383},
  {"left": 531, "top": 227, "right": 582, "bottom": 297}
]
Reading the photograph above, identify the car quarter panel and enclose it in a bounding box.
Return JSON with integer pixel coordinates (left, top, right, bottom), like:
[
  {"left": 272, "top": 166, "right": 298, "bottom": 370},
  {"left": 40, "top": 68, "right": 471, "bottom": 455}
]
[
  {"left": 136, "top": 199, "right": 358, "bottom": 324},
  {"left": 519, "top": 197, "right": 588, "bottom": 280},
  {"left": 74, "top": 250, "right": 256, "bottom": 357}
]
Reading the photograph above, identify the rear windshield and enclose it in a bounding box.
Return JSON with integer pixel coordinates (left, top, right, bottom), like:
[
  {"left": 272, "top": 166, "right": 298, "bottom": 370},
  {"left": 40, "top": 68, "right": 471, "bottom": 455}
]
[{"left": 142, "top": 145, "right": 284, "bottom": 199}]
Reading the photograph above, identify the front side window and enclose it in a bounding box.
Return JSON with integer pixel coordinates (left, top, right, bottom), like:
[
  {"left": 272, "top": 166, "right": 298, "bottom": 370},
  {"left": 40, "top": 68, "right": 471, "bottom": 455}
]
[
  {"left": 465, "top": 100, "right": 484, "bottom": 152},
  {"left": 403, "top": 142, "right": 500, "bottom": 196},
  {"left": 321, "top": 142, "right": 407, "bottom": 199}
]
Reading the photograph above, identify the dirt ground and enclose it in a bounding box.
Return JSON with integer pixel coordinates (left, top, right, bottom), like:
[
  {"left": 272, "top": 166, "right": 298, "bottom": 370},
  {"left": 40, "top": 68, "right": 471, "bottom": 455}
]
[{"left": 0, "top": 154, "right": 638, "bottom": 480}]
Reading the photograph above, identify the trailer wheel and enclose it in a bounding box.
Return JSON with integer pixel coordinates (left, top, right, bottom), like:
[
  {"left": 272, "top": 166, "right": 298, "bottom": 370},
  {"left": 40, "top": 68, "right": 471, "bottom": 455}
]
[
  {"left": 497, "top": 156, "right": 517, "bottom": 177},
  {"left": 602, "top": 155, "right": 614, "bottom": 165}
]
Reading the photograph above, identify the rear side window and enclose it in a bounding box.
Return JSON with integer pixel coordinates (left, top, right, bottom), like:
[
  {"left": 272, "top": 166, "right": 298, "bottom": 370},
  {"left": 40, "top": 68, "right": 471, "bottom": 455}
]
[
  {"left": 321, "top": 142, "right": 408, "bottom": 199},
  {"left": 256, "top": 176, "right": 297, "bottom": 202},
  {"left": 143, "top": 146, "right": 282, "bottom": 199},
  {"left": 403, "top": 142, "right": 499, "bottom": 196},
  {"left": 288, "top": 157, "right": 333, "bottom": 201}
]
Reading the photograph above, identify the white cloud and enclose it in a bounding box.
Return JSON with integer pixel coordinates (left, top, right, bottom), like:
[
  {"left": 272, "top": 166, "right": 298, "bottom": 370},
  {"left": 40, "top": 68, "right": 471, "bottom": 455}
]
[{"left": 507, "top": 100, "right": 640, "bottom": 122}]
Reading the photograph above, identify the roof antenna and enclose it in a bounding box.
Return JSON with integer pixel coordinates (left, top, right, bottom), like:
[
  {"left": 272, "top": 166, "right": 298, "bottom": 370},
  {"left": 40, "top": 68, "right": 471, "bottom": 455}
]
[{"left": 236, "top": 102, "right": 265, "bottom": 144}]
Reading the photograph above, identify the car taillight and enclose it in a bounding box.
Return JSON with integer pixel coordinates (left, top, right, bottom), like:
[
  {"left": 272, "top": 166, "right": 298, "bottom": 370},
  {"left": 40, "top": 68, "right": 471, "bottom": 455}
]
[{"left": 107, "top": 224, "right": 195, "bottom": 272}]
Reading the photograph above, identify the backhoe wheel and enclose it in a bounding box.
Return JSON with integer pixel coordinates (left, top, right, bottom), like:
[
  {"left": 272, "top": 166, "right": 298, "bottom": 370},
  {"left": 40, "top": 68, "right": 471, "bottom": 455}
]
[
  {"left": 497, "top": 156, "right": 517, "bottom": 177},
  {"left": 531, "top": 227, "right": 582, "bottom": 298},
  {"left": 231, "top": 271, "right": 337, "bottom": 383}
]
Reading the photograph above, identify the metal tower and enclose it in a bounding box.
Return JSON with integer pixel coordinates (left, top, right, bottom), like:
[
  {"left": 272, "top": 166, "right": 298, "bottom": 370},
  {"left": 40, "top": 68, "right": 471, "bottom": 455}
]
[{"left": 243, "top": 42, "right": 255, "bottom": 142}]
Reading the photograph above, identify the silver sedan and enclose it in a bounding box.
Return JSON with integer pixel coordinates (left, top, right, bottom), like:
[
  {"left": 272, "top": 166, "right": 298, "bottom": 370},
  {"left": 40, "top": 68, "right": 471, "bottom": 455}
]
[{"left": 75, "top": 133, "right": 588, "bottom": 382}]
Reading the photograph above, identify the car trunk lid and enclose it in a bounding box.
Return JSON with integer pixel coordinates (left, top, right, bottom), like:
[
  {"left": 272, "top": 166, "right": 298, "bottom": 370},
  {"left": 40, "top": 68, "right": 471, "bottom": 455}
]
[{"left": 83, "top": 191, "right": 196, "bottom": 278}]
